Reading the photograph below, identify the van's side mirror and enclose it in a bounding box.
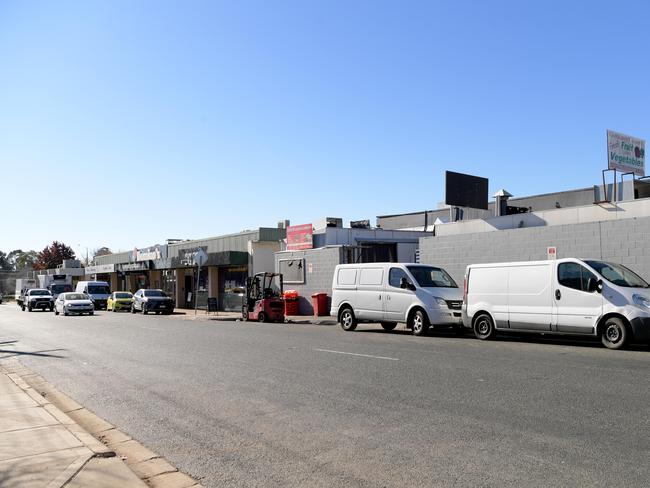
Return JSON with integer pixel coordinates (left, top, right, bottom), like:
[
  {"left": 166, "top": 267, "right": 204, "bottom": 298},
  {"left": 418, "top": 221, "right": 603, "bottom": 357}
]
[{"left": 587, "top": 278, "right": 603, "bottom": 293}]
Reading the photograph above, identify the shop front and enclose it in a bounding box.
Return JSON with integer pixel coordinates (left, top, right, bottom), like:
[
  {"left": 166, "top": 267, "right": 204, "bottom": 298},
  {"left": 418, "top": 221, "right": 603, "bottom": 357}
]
[
  {"left": 117, "top": 261, "right": 151, "bottom": 293},
  {"left": 171, "top": 248, "right": 249, "bottom": 311}
]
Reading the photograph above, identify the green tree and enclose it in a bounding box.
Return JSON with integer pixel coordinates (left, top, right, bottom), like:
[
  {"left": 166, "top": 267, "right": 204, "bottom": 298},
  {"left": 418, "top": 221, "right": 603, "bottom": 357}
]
[
  {"left": 0, "top": 251, "right": 10, "bottom": 271},
  {"left": 14, "top": 250, "right": 38, "bottom": 270},
  {"left": 34, "top": 241, "right": 76, "bottom": 270}
]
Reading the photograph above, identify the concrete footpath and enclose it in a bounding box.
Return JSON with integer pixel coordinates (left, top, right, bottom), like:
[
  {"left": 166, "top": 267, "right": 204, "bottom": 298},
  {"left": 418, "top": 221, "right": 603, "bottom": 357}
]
[
  {"left": 0, "top": 361, "right": 147, "bottom": 487},
  {"left": 170, "top": 308, "right": 338, "bottom": 325},
  {"left": 0, "top": 359, "right": 206, "bottom": 488}
]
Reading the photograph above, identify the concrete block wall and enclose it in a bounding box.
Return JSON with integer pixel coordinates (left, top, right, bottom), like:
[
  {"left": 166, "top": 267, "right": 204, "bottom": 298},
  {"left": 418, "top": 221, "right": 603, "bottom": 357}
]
[
  {"left": 275, "top": 247, "right": 344, "bottom": 315},
  {"left": 419, "top": 216, "right": 650, "bottom": 285}
]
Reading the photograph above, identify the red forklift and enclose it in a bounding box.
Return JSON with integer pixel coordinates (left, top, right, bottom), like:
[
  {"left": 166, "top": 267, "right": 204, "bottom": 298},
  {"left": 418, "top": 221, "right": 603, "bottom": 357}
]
[{"left": 242, "top": 272, "right": 285, "bottom": 322}]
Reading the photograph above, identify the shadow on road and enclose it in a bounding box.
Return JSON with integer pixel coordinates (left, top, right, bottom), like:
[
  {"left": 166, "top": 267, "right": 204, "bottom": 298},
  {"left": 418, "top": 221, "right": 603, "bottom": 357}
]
[
  {"left": 0, "top": 348, "right": 67, "bottom": 359},
  {"left": 352, "top": 327, "right": 650, "bottom": 351}
]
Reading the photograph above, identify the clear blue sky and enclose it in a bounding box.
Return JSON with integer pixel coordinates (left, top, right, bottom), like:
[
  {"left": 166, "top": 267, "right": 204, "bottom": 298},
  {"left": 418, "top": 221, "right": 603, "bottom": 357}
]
[{"left": 1, "top": 0, "right": 648, "bottom": 255}]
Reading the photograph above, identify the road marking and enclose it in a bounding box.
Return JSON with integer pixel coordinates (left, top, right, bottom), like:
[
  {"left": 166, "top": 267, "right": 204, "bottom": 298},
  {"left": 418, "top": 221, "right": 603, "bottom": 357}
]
[
  {"left": 314, "top": 348, "right": 399, "bottom": 361},
  {"left": 140, "top": 326, "right": 162, "bottom": 331}
]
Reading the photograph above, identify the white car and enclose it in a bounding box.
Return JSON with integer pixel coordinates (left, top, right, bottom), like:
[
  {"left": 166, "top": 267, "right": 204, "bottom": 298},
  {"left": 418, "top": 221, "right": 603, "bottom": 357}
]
[
  {"left": 55, "top": 292, "right": 95, "bottom": 316},
  {"left": 22, "top": 289, "right": 54, "bottom": 312}
]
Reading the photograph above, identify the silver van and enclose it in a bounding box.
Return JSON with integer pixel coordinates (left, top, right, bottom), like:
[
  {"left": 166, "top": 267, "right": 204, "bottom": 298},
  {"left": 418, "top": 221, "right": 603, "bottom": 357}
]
[{"left": 330, "top": 263, "right": 463, "bottom": 336}]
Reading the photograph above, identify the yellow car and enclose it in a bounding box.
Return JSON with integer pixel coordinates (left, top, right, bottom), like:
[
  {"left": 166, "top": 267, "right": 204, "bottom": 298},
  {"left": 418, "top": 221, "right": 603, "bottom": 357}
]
[{"left": 107, "top": 291, "right": 134, "bottom": 312}]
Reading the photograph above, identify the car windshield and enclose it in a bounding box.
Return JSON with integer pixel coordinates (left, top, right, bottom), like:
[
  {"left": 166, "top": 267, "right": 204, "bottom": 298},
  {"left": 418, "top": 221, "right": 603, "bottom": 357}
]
[
  {"left": 88, "top": 285, "right": 110, "bottom": 294},
  {"left": 585, "top": 260, "right": 650, "bottom": 288},
  {"left": 51, "top": 284, "right": 68, "bottom": 293},
  {"left": 115, "top": 292, "right": 133, "bottom": 299},
  {"left": 30, "top": 290, "right": 51, "bottom": 296},
  {"left": 65, "top": 294, "right": 87, "bottom": 300},
  {"left": 406, "top": 266, "right": 458, "bottom": 288},
  {"left": 144, "top": 290, "right": 167, "bottom": 297}
]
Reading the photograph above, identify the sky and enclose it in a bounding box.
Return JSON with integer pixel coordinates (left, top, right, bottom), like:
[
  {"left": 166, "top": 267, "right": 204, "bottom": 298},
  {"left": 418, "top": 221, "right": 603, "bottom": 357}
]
[{"left": 1, "top": 0, "right": 648, "bottom": 257}]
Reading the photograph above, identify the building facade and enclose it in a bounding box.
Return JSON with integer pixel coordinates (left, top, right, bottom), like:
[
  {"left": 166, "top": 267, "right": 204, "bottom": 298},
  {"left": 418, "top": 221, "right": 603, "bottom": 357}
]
[{"left": 92, "top": 228, "right": 285, "bottom": 311}]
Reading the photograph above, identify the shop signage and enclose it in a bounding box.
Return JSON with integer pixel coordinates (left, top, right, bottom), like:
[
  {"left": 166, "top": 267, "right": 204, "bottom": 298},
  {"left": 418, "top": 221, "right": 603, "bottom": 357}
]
[
  {"left": 85, "top": 264, "right": 115, "bottom": 274},
  {"left": 178, "top": 247, "right": 209, "bottom": 266},
  {"left": 133, "top": 246, "right": 163, "bottom": 262},
  {"left": 287, "top": 224, "right": 314, "bottom": 250},
  {"left": 607, "top": 130, "right": 645, "bottom": 177},
  {"left": 547, "top": 247, "right": 557, "bottom": 260},
  {"left": 119, "top": 262, "right": 149, "bottom": 272}
]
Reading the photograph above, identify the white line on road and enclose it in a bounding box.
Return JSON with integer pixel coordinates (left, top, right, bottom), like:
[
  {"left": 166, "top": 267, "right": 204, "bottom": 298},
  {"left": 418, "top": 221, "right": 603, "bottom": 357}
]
[
  {"left": 314, "top": 348, "right": 399, "bottom": 361},
  {"left": 140, "top": 326, "right": 162, "bottom": 330}
]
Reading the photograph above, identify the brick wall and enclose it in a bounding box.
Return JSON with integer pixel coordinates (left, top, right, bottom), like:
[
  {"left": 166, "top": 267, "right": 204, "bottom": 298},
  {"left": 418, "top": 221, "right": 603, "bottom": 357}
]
[
  {"left": 419, "top": 216, "right": 650, "bottom": 285},
  {"left": 275, "top": 247, "right": 344, "bottom": 315}
]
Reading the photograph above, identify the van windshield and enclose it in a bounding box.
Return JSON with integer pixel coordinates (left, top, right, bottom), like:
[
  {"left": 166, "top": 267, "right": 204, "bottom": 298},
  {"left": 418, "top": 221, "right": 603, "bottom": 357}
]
[
  {"left": 88, "top": 285, "right": 110, "bottom": 295},
  {"left": 585, "top": 261, "right": 649, "bottom": 288},
  {"left": 406, "top": 266, "right": 458, "bottom": 288}
]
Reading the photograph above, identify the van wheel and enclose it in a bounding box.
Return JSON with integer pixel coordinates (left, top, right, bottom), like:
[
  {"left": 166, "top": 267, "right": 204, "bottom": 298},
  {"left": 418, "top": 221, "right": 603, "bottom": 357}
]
[
  {"left": 381, "top": 322, "right": 397, "bottom": 331},
  {"left": 339, "top": 307, "right": 357, "bottom": 331},
  {"left": 473, "top": 313, "right": 496, "bottom": 340},
  {"left": 601, "top": 317, "right": 628, "bottom": 350},
  {"left": 411, "top": 310, "right": 429, "bottom": 336}
]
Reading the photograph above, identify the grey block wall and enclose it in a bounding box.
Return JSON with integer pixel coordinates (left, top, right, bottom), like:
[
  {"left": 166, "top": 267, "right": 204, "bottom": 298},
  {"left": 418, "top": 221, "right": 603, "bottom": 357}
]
[
  {"left": 419, "top": 216, "right": 650, "bottom": 285},
  {"left": 275, "top": 247, "right": 344, "bottom": 315}
]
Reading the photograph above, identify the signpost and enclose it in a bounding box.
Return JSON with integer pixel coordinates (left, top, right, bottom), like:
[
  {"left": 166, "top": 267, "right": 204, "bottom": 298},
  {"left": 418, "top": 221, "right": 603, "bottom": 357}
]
[
  {"left": 192, "top": 249, "right": 208, "bottom": 315},
  {"left": 547, "top": 247, "right": 557, "bottom": 260},
  {"left": 607, "top": 130, "right": 645, "bottom": 177}
]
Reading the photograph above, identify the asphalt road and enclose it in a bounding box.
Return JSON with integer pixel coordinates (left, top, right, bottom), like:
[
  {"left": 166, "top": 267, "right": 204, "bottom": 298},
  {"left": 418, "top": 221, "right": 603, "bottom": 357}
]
[{"left": 0, "top": 303, "right": 649, "bottom": 488}]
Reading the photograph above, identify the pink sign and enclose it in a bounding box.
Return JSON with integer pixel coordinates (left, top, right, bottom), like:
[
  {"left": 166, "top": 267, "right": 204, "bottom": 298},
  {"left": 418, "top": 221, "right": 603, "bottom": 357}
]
[{"left": 287, "top": 224, "right": 313, "bottom": 250}]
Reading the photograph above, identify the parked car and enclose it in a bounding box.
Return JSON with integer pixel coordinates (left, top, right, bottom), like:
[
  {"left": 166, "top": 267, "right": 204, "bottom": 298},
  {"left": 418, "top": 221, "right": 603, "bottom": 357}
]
[
  {"left": 54, "top": 292, "right": 94, "bottom": 316},
  {"left": 330, "top": 263, "right": 463, "bottom": 336},
  {"left": 462, "top": 258, "right": 650, "bottom": 349},
  {"left": 107, "top": 291, "right": 134, "bottom": 312},
  {"left": 22, "top": 289, "right": 54, "bottom": 312},
  {"left": 132, "top": 289, "right": 175, "bottom": 315},
  {"left": 75, "top": 281, "right": 111, "bottom": 310}
]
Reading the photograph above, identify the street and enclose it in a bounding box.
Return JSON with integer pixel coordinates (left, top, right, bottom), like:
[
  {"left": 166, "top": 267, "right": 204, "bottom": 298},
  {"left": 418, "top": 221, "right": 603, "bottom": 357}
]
[{"left": 0, "top": 303, "right": 649, "bottom": 488}]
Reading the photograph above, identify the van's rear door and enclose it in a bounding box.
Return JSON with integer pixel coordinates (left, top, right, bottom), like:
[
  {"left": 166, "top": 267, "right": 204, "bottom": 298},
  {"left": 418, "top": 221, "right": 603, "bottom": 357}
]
[{"left": 508, "top": 263, "right": 553, "bottom": 331}]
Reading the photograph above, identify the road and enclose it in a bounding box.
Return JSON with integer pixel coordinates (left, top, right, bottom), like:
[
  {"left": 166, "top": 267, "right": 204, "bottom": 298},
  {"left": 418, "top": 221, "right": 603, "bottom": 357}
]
[{"left": 0, "top": 303, "right": 649, "bottom": 487}]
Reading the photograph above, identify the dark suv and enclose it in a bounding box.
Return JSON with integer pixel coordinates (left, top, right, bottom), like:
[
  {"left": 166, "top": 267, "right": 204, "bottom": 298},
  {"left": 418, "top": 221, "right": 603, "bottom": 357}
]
[{"left": 132, "top": 289, "right": 175, "bottom": 315}]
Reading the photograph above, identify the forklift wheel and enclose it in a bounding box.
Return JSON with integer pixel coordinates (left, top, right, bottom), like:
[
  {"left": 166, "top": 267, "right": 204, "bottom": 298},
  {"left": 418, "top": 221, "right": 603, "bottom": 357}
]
[
  {"left": 258, "top": 312, "right": 267, "bottom": 323},
  {"left": 241, "top": 306, "right": 249, "bottom": 321}
]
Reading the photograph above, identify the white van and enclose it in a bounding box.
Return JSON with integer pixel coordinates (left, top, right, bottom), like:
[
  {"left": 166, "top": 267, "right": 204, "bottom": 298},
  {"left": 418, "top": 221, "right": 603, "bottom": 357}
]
[
  {"left": 330, "top": 263, "right": 463, "bottom": 336},
  {"left": 75, "top": 281, "right": 111, "bottom": 310},
  {"left": 462, "top": 258, "right": 650, "bottom": 349}
]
